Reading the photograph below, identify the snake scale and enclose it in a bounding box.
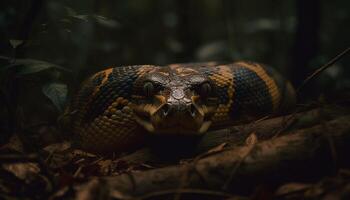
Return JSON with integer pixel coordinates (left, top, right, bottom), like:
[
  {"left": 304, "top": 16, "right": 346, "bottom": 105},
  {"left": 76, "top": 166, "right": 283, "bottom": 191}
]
[{"left": 64, "top": 61, "right": 296, "bottom": 153}]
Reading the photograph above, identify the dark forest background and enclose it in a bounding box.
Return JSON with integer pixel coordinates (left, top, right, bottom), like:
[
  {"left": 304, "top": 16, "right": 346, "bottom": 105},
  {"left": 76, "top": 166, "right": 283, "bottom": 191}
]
[
  {"left": 0, "top": 1, "right": 350, "bottom": 199},
  {"left": 0, "top": 0, "right": 349, "bottom": 145}
]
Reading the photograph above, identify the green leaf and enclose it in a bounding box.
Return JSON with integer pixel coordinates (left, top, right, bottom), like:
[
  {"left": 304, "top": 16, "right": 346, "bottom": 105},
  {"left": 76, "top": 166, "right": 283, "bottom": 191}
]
[
  {"left": 71, "top": 15, "right": 90, "bottom": 22},
  {"left": 70, "top": 14, "right": 120, "bottom": 28},
  {"left": 94, "top": 15, "right": 120, "bottom": 28},
  {"left": 42, "top": 82, "right": 68, "bottom": 112},
  {"left": 11, "top": 59, "right": 70, "bottom": 75},
  {"left": 9, "top": 39, "right": 24, "bottom": 48}
]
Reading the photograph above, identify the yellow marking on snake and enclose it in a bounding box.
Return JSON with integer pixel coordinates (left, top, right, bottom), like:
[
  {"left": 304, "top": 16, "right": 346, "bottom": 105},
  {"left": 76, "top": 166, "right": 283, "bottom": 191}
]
[
  {"left": 175, "top": 67, "right": 198, "bottom": 76},
  {"left": 210, "top": 65, "right": 235, "bottom": 122},
  {"left": 90, "top": 68, "right": 113, "bottom": 95},
  {"left": 137, "top": 65, "right": 159, "bottom": 76}
]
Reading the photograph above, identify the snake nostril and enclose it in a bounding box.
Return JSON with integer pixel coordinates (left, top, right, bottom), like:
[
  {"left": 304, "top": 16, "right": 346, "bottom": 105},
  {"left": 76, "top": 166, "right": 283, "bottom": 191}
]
[{"left": 162, "top": 104, "right": 171, "bottom": 116}]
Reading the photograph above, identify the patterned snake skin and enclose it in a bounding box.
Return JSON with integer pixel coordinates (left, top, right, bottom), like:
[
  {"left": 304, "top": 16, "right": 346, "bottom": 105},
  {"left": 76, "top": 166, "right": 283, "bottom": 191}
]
[{"left": 64, "top": 61, "right": 296, "bottom": 153}]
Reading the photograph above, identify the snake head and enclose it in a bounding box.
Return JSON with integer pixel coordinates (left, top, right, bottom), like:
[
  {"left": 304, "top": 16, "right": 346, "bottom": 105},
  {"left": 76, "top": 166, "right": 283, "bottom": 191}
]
[{"left": 130, "top": 67, "right": 218, "bottom": 135}]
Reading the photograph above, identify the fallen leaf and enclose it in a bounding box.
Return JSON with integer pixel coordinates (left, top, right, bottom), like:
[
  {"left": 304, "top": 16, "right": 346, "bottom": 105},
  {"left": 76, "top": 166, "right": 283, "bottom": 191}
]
[
  {"left": 245, "top": 132, "right": 258, "bottom": 146},
  {"left": 2, "top": 162, "right": 40, "bottom": 180},
  {"left": 207, "top": 142, "right": 227, "bottom": 154},
  {"left": 275, "top": 182, "right": 312, "bottom": 196},
  {"left": 97, "top": 159, "right": 112, "bottom": 175},
  {"left": 43, "top": 141, "right": 71, "bottom": 153}
]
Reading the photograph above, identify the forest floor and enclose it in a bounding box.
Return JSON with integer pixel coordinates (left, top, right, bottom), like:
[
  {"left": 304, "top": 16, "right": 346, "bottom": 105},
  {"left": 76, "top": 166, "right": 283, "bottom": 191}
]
[{"left": 1, "top": 101, "right": 350, "bottom": 200}]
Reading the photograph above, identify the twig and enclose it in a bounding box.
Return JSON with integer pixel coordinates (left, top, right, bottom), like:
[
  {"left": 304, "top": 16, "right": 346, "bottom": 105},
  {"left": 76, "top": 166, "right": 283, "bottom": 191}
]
[
  {"left": 297, "top": 47, "right": 350, "bottom": 94},
  {"left": 273, "top": 101, "right": 327, "bottom": 138},
  {"left": 272, "top": 105, "right": 305, "bottom": 139}
]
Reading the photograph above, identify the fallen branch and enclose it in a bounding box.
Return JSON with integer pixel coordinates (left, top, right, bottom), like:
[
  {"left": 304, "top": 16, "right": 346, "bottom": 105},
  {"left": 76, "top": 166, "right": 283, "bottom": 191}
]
[
  {"left": 77, "top": 115, "right": 350, "bottom": 199},
  {"left": 117, "top": 107, "right": 346, "bottom": 165}
]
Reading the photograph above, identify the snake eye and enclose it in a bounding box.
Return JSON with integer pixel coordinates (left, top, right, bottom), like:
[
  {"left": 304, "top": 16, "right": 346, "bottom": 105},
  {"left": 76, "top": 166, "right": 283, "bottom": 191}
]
[
  {"left": 143, "top": 82, "right": 155, "bottom": 98},
  {"left": 199, "top": 82, "right": 212, "bottom": 98}
]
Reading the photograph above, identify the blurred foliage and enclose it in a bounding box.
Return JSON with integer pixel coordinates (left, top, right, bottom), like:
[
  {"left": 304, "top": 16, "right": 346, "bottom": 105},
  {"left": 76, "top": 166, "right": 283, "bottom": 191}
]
[
  {"left": 0, "top": 54, "right": 68, "bottom": 145},
  {"left": 0, "top": 0, "right": 349, "bottom": 145}
]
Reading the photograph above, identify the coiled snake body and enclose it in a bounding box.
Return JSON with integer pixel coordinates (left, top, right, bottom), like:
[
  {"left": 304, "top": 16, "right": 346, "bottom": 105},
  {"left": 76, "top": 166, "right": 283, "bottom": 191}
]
[{"left": 65, "top": 62, "right": 296, "bottom": 153}]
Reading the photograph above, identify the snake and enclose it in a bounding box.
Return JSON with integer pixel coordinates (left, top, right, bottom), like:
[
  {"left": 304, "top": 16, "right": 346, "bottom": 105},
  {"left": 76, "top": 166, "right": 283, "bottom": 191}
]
[{"left": 63, "top": 61, "right": 296, "bottom": 153}]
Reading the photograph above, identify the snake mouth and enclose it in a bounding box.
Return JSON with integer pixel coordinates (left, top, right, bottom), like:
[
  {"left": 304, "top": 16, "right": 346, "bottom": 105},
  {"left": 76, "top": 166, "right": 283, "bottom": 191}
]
[
  {"left": 133, "top": 110, "right": 156, "bottom": 133},
  {"left": 132, "top": 103, "right": 213, "bottom": 135}
]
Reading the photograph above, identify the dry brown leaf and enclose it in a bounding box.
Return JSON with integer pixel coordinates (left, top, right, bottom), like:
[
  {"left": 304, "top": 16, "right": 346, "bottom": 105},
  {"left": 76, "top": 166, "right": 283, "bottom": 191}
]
[
  {"left": 275, "top": 182, "right": 312, "bottom": 196},
  {"left": 1, "top": 134, "right": 25, "bottom": 152},
  {"left": 97, "top": 159, "right": 113, "bottom": 175},
  {"left": 245, "top": 132, "right": 258, "bottom": 146},
  {"left": 70, "top": 149, "right": 97, "bottom": 158},
  {"left": 207, "top": 142, "right": 227, "bottom": 154},
  {"left": 43, "top": 141, "right": 71, "bottom": 153},
  {"left": 2, "top": 162, "right": 40, "bottom": 180},
  {"left": 45, "top": 151, "right": 73, "bottom": 169}
]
